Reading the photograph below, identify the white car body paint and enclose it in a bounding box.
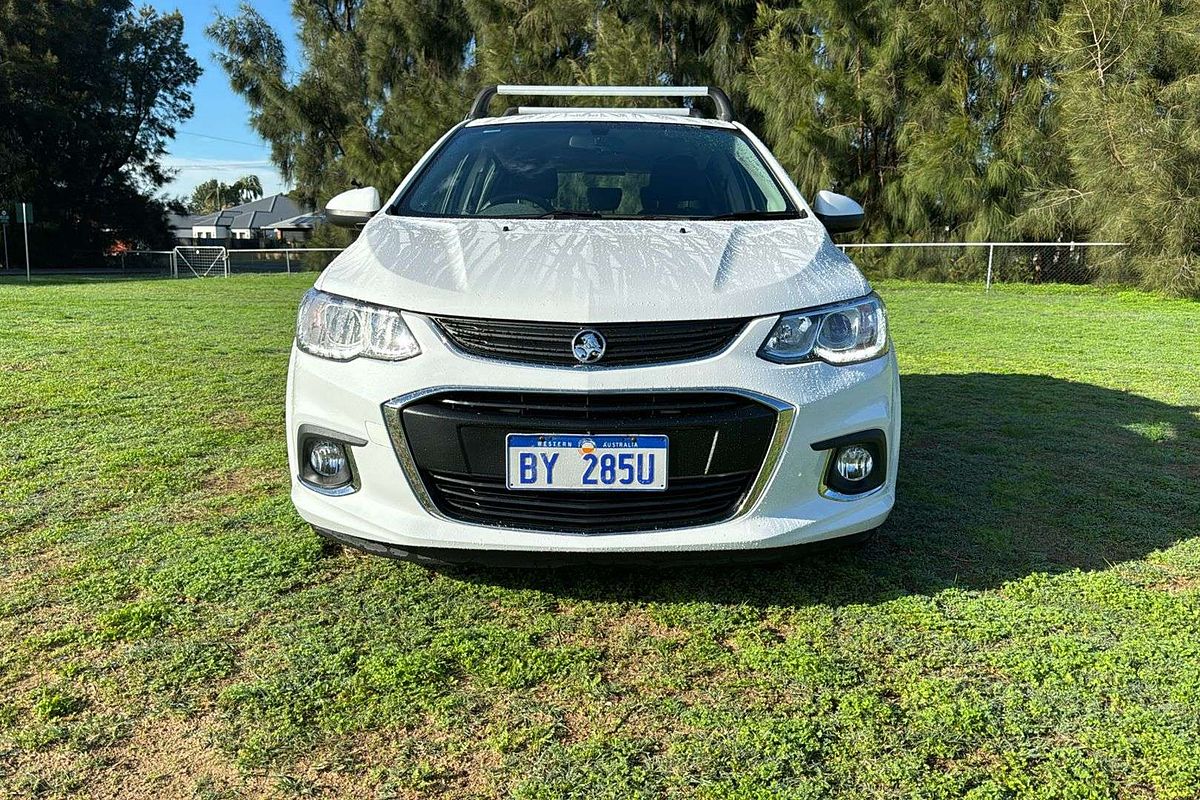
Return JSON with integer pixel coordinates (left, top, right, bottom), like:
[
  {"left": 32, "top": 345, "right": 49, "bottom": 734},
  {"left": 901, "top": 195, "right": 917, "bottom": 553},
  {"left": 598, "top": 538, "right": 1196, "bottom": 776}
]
[
  {"left": 315, "top": 217, "right": 869, "bottom": 323},
  {"left": 287, "top": 109, "right": 900, "bottom": 562},
  {"left": 319, "top": 114, "right": 868, "bottom": 322}
]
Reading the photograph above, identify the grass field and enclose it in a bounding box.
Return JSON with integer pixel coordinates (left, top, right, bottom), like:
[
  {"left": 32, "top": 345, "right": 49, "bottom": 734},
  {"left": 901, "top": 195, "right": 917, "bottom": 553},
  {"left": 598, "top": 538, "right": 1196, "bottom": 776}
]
[{"left": 0, "top": 275, "right": 1198, "bottom": 799}]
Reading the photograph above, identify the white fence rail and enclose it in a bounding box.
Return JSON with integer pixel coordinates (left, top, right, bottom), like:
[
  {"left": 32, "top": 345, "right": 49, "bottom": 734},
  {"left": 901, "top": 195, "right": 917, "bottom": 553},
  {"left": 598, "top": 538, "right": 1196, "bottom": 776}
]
[
  {"left": 227, "top": 247, "right": 345, "bottom": 273},
  {"left": 103, "top": 241, "right": 1130, "bottom": 291},
  {"left": 106, "top": 247, "right": 345, "bottom": 276},
  {"left": 837, "top": 242, "right": 1128, "bottom": 290}
]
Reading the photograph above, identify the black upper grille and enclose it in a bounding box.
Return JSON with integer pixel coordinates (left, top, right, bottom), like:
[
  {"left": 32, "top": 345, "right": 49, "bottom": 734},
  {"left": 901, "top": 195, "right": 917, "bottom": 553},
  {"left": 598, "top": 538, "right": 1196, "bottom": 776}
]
[
  {"left": 395, "top": 391, "right": 778, "bottom": 533},
  {"left": 433, "top": 316, "right": 749, "bottom": 367},
  {"left": 419, "top": 391, "right": 754, "bottom": 421}
]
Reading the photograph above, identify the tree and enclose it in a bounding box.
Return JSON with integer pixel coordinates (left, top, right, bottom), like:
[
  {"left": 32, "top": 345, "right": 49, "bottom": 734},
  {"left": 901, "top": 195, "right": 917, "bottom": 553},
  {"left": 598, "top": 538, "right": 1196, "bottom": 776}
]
[
  {"left": 206, "top": 0, "right": 1200, "bottom": 295},
  {"left": 1018, "top": 0, "right": 1200, "bottom": 295},
  {"left": 188, "top": 175, "right": 265, "bottom": 214},
  {"left": 207, "top": 1, "right": 767, "bottom": 210},
  {"left": 207, "top": 1, "right": 471, "bottom": 210},
  {"left": 0, "top": 1, "right": 200, "bottom": 262},
  {"left": 892, "top": 0, "right": 1067, "bottom": 242},
  {"left": 746, "top": 2, "right": 910, "bottom": 240}
]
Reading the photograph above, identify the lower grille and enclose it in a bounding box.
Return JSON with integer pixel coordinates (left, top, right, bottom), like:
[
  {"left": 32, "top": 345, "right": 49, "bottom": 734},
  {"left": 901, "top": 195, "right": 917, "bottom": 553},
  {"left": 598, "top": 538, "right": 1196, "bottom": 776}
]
[
  {"left": 424, "top": 470, "right": 756, "bottom": 532},
  {"left": 389, "top": 390, "right": 780, "bottom": 533},
  {"left": 434, "top": 316, "right": 749, "bottom": 367}
]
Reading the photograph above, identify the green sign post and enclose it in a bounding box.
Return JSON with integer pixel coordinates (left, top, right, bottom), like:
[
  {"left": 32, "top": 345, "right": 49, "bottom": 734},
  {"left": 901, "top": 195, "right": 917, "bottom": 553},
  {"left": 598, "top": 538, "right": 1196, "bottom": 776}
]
[{"left": 0, "top": 209, "right": 8, "bottom": 271}]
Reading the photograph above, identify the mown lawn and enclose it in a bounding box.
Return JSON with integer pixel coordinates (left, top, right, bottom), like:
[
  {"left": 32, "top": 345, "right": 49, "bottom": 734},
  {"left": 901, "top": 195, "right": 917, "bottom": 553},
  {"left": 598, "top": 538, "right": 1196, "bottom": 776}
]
[{"left": 0, "top": 275, "right": 1197, "bottom": 799}]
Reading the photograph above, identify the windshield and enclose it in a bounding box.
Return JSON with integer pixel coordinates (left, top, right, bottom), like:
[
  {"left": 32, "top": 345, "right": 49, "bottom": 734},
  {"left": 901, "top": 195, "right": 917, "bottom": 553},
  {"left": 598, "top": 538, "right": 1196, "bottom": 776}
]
[{"left": 391, "top": 122, "right": 799, "bottom": 220}]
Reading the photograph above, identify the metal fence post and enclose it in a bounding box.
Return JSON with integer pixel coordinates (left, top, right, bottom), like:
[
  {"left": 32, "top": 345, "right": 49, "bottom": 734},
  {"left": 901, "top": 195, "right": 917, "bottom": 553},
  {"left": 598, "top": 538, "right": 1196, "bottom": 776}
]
[
  {"left": 985, "top": 244, "right": 994, "bottom": 292},
  {"left": 286, "top": 250, "right": 291, "bottom": 274}
]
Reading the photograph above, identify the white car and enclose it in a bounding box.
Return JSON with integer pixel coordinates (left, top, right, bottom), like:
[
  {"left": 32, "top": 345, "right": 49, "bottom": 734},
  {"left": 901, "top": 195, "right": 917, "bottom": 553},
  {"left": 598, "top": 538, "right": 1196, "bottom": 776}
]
[{"left": 287, "top": 85, "right": 899, "bottom": 566}]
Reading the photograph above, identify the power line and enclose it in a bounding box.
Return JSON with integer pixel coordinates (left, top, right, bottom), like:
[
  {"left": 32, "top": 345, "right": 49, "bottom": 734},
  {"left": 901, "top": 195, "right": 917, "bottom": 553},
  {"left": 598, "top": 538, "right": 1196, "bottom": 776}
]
[
  {"left": 169, "top": 161, "right": 275, "bottom": 170},
  {"left": 176, "top": 130, "right": 271, "bottom": 148}
]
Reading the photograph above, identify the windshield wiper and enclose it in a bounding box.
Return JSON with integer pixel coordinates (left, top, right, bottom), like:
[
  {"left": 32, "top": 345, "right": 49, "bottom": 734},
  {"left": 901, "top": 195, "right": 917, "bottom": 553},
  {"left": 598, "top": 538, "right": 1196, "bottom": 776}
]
[
  {"left": 701, "top": 210, "right": 805, "bottom": 221},
  {"left": 532, "top": 209, "right": 604, "bottom": 219}
]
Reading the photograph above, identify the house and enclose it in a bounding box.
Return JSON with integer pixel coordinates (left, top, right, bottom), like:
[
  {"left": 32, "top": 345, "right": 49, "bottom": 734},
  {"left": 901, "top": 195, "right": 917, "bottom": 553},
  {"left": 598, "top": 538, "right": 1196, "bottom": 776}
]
[
  {"left": 261, "top": 212, "right": 326, "bottom": 244},
  {"left": 167, "top": 212, "right": 203, "bottom": 244},
  {"left": 188, "top": 194, "right": 308, "bottom": 245}
]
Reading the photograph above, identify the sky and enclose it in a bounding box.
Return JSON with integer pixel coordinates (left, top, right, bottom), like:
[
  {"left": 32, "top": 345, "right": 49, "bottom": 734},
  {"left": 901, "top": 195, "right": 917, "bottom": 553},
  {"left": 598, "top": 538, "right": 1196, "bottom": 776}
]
[{"left": 154, "top": 0, "right": 300, "bottom": 202}]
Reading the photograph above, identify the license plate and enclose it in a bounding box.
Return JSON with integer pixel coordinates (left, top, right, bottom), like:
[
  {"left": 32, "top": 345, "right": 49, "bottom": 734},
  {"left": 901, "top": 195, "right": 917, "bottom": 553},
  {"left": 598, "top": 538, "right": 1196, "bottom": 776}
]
[{"left": 506, "top": 433, "right": 668, "bottom": 491}]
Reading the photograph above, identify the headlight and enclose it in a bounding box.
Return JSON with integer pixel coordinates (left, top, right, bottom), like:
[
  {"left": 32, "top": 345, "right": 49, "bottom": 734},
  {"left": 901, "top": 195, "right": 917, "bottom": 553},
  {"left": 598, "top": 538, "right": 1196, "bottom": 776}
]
[
  {"left": 295, "top": 289, "right": 421, "bottom": 362},
  {"left": 759, "top": 293, "right": 888, "bottom": 365}
]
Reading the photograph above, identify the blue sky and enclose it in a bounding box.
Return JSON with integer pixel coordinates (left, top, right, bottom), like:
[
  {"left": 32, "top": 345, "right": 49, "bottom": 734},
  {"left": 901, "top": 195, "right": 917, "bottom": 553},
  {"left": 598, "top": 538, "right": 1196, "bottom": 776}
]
[{"left": 155, "top": 0, "right": 300, "bottom": 201}]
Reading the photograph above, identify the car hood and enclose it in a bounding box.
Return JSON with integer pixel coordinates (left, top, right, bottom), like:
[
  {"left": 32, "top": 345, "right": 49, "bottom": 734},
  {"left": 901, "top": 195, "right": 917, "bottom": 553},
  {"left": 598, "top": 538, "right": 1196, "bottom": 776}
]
[{"left": 316, "top": 216, "right": 870, "bottom": 322}]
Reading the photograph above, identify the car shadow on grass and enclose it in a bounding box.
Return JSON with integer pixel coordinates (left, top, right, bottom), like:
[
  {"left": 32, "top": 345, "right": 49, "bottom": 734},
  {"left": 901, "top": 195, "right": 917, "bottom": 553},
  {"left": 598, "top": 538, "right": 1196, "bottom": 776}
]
[{"left": 449, "top": 373, "right": 1200, "bottom": 606}]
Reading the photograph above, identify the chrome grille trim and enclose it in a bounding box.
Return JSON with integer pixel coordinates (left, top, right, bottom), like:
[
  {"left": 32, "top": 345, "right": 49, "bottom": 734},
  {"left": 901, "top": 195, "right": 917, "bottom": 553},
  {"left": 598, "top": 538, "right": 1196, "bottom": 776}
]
[
  {"left": 380, "top": 386, "right": 795, "bottom": 536},
  {"left": 433, "top": 316, "right": 750, "bottom": 368}
]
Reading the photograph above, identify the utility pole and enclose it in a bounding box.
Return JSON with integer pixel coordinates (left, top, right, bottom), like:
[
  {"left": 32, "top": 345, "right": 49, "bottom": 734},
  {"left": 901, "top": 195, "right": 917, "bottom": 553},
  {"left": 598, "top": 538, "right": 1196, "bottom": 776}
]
[
  {"left": 0, "top": 209, "right": 9, "bottom": 270},
  {"left": 16, "top": 202, "right": 32, "bottom": 281}
]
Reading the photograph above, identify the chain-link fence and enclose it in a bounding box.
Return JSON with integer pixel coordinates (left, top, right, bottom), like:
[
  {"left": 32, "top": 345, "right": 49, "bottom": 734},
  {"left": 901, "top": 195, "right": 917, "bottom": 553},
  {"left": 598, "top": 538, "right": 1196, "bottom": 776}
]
[
  {"left": 92, "top": 241, "right": 1132, "bottom": 291},
  {"left": 226, "top": 248, "right": 343, "bottom": 274},
  {"left": 99, "top": 247, "right": 342, "bottom": 277},
  {"left": 100, "top": 250, "right": 174, "bottom": 276},
  {"left": 838, "top": 242, "right": 1129, "bottom": 288}
]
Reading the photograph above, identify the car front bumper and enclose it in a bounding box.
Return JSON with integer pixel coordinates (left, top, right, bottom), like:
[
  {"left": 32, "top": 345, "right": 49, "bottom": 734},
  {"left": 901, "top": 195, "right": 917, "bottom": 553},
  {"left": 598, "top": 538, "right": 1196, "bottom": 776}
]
[{"left": 286, "top": 312, "right": 900, "bottom": 557}]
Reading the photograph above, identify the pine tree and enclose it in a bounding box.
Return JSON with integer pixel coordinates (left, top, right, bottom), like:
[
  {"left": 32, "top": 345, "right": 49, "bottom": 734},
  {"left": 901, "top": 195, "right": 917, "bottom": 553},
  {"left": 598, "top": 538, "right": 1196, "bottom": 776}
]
[
  {"left": 1019, "top": 0, "right": 1200, "bottom": 294},
  {"left": 205, "top": 0, "right": 1200, "bottom": 295},
  {"left": 897, "top": 0, "right": 1067, "bottom": 241},
  {"left": 745, "top": 2, "right": 910, "bottom": 236}
]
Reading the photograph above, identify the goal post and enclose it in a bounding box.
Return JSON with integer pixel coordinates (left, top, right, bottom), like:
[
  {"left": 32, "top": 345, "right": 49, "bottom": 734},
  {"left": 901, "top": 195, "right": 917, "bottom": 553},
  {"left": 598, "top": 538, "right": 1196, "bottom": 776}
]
[{"left": 171, "top": 246, "right": 229, "bottom": 278}]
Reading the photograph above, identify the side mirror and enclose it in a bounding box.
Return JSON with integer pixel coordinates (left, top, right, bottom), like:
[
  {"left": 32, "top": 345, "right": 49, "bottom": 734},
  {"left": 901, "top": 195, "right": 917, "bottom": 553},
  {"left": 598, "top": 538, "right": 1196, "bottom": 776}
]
[
  {"left": 812, "top": 190, "right": 864, "bottom": 234},
  {"left": 325, "top": 187, "right": 381, "bottom": 227}
]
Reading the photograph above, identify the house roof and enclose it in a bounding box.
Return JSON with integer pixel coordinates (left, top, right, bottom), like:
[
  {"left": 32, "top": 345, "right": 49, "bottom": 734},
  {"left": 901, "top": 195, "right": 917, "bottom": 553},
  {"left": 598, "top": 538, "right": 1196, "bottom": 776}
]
[
  {"left": 191, "top": 194, "right": 308, "bottom": 231},
  {"left": 230, "top": 210, "right": 270, "bottom": 230},
  {"left": 190, "top": 210, "right": 232, "bottom": 228},
  {"left": 262, "top": 212, "right": 326, "bottom": 231},
  {"left": 168, "top": 212, "right": 203, "bottom": 230}
]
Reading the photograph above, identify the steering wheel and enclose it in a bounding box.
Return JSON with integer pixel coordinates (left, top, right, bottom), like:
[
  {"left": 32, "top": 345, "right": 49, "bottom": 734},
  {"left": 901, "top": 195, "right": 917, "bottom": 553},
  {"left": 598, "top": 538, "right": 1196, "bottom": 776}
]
[{"left": 479, "top": 193, "right": 550, "bottom": 213}]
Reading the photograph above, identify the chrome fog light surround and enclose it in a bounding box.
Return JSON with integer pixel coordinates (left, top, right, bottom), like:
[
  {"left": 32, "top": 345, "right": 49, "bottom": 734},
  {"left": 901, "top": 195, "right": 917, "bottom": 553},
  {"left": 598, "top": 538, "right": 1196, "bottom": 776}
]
[
  {"left": 812, "top": 429, "right": 887, "bottom": 500},
  {"left": 298, "top": 425, "right": 367, "bottom": 496}
]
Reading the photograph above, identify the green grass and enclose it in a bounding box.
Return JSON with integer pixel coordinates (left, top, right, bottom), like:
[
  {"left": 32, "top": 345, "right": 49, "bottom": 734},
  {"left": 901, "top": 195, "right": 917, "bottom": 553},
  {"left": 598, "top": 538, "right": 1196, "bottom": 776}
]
[{"left": 0, "top": 276, "right": 1198, "bottom": 798}]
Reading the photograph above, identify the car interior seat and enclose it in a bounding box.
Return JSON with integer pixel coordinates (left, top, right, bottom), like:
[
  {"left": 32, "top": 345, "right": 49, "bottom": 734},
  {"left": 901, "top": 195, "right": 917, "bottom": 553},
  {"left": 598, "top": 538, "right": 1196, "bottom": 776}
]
[
  {"left": 586, "top": 186, "right": 623, "bottom": 213},
  {"left": 640, "top": 156, "right": 717, "bottom": 216}
]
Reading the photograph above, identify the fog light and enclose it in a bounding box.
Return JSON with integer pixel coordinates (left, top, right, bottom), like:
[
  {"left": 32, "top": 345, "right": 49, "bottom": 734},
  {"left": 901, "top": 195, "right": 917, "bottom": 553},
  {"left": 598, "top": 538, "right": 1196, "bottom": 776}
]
[
  {"left": 309, "top": 440, "right": 348, "bottom": 478},
  {"left": 835, "top": 445, "right": 873, "bottom": 482}
]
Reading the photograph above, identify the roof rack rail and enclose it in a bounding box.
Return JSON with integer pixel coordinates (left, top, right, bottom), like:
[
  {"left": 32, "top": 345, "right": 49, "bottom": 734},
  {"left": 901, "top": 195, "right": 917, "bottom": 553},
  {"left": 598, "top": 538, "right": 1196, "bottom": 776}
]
[
  {"left": 467, "top": 85, "right": 735, "bottom": 122},
  {"left": 507, "top": 106, "right": 697, "bottom": 117}
]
